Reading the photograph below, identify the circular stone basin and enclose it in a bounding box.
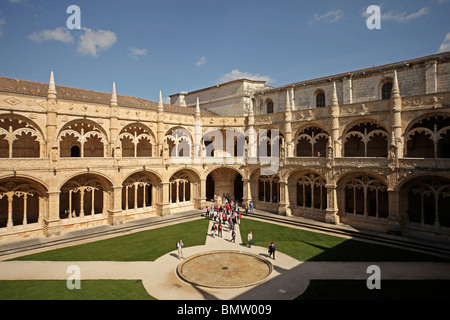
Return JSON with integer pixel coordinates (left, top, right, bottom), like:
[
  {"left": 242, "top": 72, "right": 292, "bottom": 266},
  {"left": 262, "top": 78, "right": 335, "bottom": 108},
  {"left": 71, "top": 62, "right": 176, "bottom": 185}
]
[{"left": 177, "top": 250, "right": 273, "bottom": 289}]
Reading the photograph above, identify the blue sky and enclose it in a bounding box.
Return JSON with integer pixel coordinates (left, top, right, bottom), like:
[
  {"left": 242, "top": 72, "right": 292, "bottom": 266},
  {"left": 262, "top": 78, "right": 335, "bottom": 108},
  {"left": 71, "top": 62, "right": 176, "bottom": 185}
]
[{"left": 0, "top": 0, "right": 449, "bottom": 103}]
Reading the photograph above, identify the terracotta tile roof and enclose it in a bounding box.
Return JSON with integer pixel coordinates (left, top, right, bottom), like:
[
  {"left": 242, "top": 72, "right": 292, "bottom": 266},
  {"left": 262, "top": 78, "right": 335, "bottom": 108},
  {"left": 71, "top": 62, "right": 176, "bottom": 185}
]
[{"left": 0, "top": 76, "right": 218, "bottom": 117}]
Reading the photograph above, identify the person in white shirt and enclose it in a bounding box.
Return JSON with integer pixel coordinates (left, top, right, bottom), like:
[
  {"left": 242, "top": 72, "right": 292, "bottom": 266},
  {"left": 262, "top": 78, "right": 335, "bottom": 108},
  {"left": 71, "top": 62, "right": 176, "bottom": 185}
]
[{"left": 177, "top": 240, "right": 184, "bottom": 259}]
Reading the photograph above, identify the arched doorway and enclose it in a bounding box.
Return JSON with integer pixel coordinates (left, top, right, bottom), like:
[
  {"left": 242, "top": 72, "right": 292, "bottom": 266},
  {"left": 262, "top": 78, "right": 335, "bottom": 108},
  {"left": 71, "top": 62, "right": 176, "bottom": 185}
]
[{"left": 206, "top": 167, "right": 244, "bottom": 204}]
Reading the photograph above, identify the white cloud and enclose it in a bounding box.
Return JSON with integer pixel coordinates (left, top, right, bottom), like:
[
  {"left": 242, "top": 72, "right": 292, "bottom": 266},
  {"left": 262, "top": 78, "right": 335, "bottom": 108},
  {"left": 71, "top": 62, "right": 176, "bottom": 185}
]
[
  {"left": 77, "top": 27, "right": 117, "bottom": 58},
  {"left": 28, "top": 27, "right": 74, "bottom": 44},
  {"left": 438, "top": 32, "right": 450, "bottom": 53},
  {"left": 128, "top": 47, "right": 148, "bottom": 60},
  {"left": 313, "top": 9, "right": 344, "bottom": 23},
  {"left": 195, "top": 57, "right": 206, "bottom": 66},
  {"left": 218, "top": 69, "right": 274, "bottom": 84},
  {"left": 0, "top": 18, "right": 5, "bottom": 38},
  {"left": 381, "top": 7, "right": 429, "bottom": 22}
]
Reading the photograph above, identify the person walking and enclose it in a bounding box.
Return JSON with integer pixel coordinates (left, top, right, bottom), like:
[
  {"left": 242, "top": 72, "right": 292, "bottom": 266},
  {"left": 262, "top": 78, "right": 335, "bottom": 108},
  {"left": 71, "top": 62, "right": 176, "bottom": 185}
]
[
  {"left": 247, "top": 231, "right": 253, "bottom": 248},
  {"left": 218, "top": 222, "right": 223, "bottom": 238},
  {"left": 231, "top": 229, "right": 236, "bottom": 243},
  {"left": 267, "top": 241, "right": 276, "bottom": 260},
  {"left": 177, "top": 240, "right": 184, "bottom": 259},
  {"left": 211, "top": 223, "right": 217, "bottom": 238}
]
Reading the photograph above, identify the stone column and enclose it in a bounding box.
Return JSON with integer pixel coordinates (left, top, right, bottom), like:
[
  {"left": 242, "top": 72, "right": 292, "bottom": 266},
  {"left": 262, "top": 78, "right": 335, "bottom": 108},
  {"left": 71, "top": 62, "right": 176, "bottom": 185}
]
[
  {"left": 43, "top": 191, "right": 62, "bottom": 237},
  {"left": 107, "top": 185, "right": 124, "bottom": 225},
  {"left": 325, "top": 184, "right": 340, "bottom": 224},
  {"left": 242, "top": 178, "right": 252, "bottom": 208},
  {"left": 157, "top": 91, "right": 165, "bottom": 157},
  {"left": 284, "top": 90, "right": 294, "bottom": 158},
  {"left": 330, "top": 82, "right": 341, "bottom": 158},
  {"left": 387, "top": 189, "right": 403, "bottom": 235},
  {"left": 46, "top": 72, "right": 58, "bottom": 160},
  {"left": 109, "top": 83, "right": 119, "bottom": 158},
  {"left": 278, "top": 180, "right": 291, "bottom": 216},
  {"left": 156, "top": 182, "right": 171, "bottom": 216},
  {"left": 391, "top": 71, "right": 403, "bottom": 159},
  {"left": 6, "top": 193, "right": 13, "bottom": 231},
  {"left": 195, "top": 178, "right": 206, "bottom": 209}
]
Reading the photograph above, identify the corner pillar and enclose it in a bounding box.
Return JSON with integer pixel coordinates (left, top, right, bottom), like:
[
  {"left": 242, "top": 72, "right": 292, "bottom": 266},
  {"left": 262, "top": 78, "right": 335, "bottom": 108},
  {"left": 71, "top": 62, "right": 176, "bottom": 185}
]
[
  {"left": 325, "top": 184, "right": 340, "bottom": 224},
  {"left": 43, "top": 191, "right": 61, "bottom": 237}
]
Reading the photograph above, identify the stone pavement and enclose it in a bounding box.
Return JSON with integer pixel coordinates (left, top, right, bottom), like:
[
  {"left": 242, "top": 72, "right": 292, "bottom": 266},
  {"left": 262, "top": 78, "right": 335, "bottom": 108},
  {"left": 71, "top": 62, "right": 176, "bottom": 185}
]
[{"left": 0, "top": 217, "right": 449, "bottom": 300}]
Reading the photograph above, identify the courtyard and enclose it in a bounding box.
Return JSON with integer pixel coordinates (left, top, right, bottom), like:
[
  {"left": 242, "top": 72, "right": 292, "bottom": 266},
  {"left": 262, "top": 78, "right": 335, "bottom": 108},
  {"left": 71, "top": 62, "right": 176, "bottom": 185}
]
[{"left": 0, "top": 210, "right": 449, "bottom": 300}]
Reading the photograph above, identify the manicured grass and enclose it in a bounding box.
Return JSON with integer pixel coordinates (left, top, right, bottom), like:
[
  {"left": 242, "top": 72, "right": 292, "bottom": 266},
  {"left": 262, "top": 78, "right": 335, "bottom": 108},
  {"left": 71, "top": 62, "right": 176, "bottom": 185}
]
[
  {"left": 0, "top": 280, "right": 154, "bottom": 300},
  {"left": 5, "top": 217, "right": 449, "bottom": 300},
  {"left": 12, "top": 219, "right": 209, "bottom": 261},
  {"left": 238, "top": 218, "right": 449, "bottom": 262}
]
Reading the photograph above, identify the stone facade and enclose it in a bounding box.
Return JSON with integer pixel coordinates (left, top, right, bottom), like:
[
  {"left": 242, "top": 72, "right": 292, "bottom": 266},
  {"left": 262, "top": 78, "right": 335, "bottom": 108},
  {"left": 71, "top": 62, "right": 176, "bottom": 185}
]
[
  {"left": 170, "top": 79, "right": 267, "bottom": 116},
  {"left": 0, "top": 52, "right": 450, "bottom": 242}
]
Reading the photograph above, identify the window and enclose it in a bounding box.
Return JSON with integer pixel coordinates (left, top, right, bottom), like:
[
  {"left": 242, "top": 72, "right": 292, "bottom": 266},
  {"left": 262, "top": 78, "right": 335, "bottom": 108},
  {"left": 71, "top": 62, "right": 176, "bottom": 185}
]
[
  {"left": 381, "top": 81, "right": 393, "bottom": 100},
  {"left": 316, "top": 92, "right": 325, "bottom": 108},
  {"left": 267, "top": 101, "right": 274, "bottom": 114},
  {"left": 70, "top": 145, "right": 80, "bottom": 157}
]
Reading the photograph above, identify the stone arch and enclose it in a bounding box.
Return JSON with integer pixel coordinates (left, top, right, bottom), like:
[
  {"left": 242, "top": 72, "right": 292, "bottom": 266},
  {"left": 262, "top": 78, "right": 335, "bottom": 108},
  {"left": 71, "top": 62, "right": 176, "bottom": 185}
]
[
  {"left": 404, "top": 113, "right": 450, "bottom": 158},
  {"left": 258, "top": 127, "right": 284, "bottom": 158},
  {"left": 248, "top": 168, "right": 280, "bottom": 210},
  {"left": 0, "top": 114, "right": 45, "bottom": 158},
  {"left": 342, "top": 120, "right": 389, "bottom": 157},
  {"left": 289, "top": 170, "right": 328, "bottom": 214},
  {"left": 294, "top": 125, "right": 329, "bottom": 157},
  {"left": 398, "top": 175, "right": 450, "bottom": 231},
  {"left": 122, "top": 171, "right": 162, "bottom": 213},
  {"left": 337, "top": 172, "right": 389, "bottom": 219},
  {"left": 164, "top": 126, "right": 192, "bottom": 159},
  {"left": 169, "top": 169, "right": 200, "bottom": 206},
  {"left": 0, "top": 176, "right": 48, "bottom": 229},
  {"left": 58, "top": 119, "right": 108, "bottom": 158},
  {"left": 205, "top": 167, "right": 243, "bottom": 203},
  {"left": 59, "top": 173, "right": 113, "bottom": 220},
  {"left": 118, "top": 123, "right": 156, "bottom": 157}
]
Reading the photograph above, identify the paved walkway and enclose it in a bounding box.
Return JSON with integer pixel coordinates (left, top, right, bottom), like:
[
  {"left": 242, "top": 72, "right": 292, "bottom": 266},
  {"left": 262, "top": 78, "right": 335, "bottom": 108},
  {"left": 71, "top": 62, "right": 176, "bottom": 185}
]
[{"left": 0, "top": 217, "right": 449, "bottom": 300}]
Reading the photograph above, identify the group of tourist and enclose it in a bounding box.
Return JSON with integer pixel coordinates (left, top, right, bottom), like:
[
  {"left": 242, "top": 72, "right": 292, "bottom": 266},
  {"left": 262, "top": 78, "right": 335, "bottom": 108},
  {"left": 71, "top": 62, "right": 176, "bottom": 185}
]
[
  {"left": 176, "top": 198, "right": 275, "bottom": 260},
  {"left": 206, "top": 200, "right": 241, "bottom": 244}
]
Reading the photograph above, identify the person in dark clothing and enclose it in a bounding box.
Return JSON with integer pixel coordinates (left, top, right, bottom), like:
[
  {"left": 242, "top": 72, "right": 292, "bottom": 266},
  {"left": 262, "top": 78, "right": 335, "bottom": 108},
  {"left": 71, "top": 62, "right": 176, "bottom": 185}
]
[{"left": 267, "top": 241, "right": 276, "bottom": 260}]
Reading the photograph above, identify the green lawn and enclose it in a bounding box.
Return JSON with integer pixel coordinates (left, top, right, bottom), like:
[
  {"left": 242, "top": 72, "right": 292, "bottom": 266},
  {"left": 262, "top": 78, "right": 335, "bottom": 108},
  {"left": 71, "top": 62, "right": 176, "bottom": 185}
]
[
  {"left": 12, "top": 219, "right": 209, "bottom": 261},
  {"left": 0, "top": 280, "right": 154, "bottom": 300},
  {"left": 3, "top": 216, "right": 449, "bottom": 300},
  {"left": 238, "top": 218, "right": 448, "bottom": 262}
]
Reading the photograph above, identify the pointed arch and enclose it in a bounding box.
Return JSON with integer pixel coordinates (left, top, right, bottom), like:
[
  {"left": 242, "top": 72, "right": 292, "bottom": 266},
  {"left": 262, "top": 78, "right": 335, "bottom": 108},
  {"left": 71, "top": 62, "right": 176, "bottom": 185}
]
[
  {"left": 405, "top": 113, "right": 450, "bottom": 158},
  {"left": 59, "top": 119, "right": 108, "bottom": 158},
  {"left": 343, "top": 121, "right": 389, "bottom": 157},
  {"left": 0, "top": 115, "right": 45, "bottom": 158},
  {"left": 118, "top": 123, "right": 156, "bottom": 157}
]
